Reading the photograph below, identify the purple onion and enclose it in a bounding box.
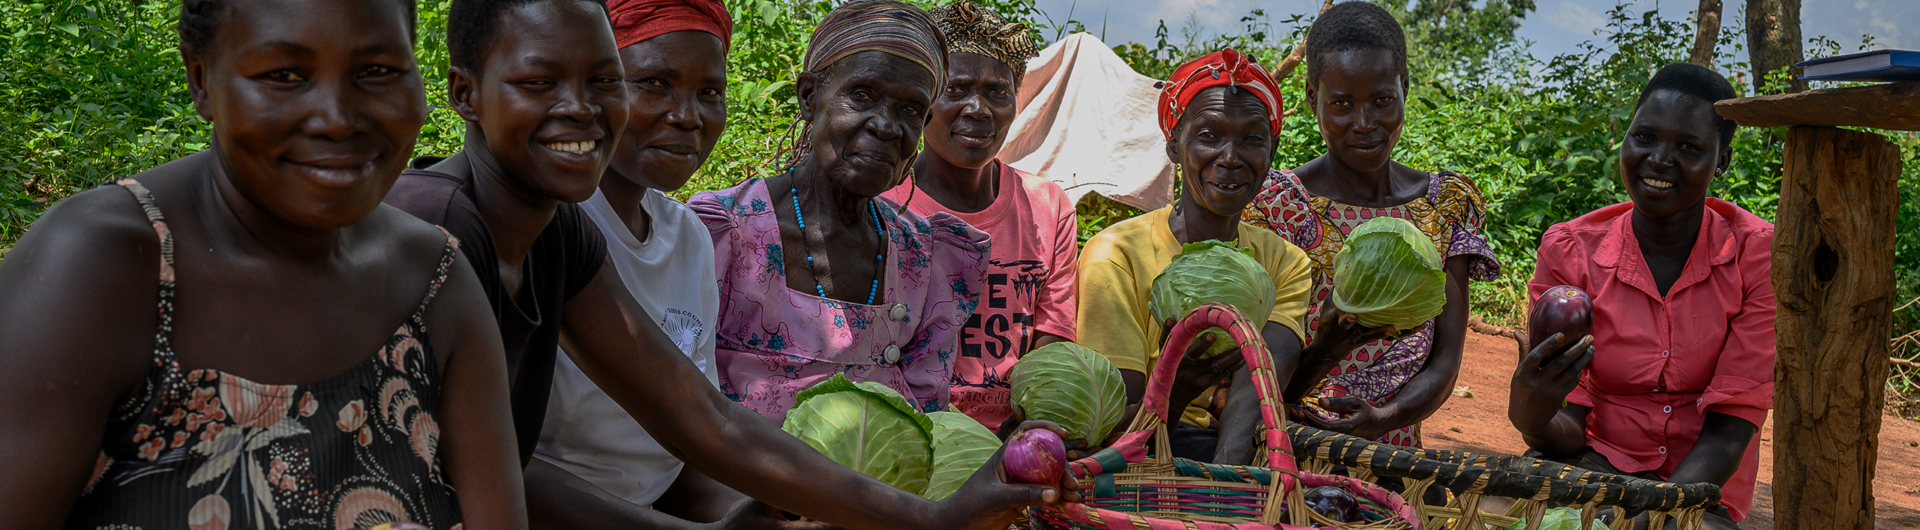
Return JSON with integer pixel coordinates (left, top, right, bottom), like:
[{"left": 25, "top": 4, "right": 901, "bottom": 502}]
[{"left": 1002, "top": 428, "right": 1067, "bottom": 487}]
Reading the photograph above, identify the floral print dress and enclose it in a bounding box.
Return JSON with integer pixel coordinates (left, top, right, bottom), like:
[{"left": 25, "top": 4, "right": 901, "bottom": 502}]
[
  {"left": 1243, "top": 170, "right": 1500, "bottom": 448},
  {"left": 65, "top": 180, "right": 464, "bottom": 530},
  {"left": 689, "top": 178, "right": 991, "bottom": 423}
]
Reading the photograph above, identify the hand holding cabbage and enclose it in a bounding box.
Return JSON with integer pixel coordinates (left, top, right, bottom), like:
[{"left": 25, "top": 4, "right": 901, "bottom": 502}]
[{"left": 1148, "top": 241, "right": 1275, "bottom": 358}]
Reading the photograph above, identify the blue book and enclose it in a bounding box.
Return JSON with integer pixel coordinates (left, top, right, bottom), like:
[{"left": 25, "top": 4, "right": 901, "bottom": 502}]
[{"left": 1798, "top": 49, "right": 1920, "bottom": 82}]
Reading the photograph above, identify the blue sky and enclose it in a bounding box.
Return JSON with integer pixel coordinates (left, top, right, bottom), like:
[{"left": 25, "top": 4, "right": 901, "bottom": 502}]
[{"left": 1028, "top": 0, "right": 1916, "bottom": 64}]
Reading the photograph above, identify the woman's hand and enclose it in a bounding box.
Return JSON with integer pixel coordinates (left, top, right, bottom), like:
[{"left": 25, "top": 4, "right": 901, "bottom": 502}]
[
  {"left": 1282, "top": 307, "right": 1397, "bottom": 403},
  {"left": 996, "top": 405, "right": 1098, "bottom": 460},
  {"left": 1160, "top": 321, "right": 1249, "bottom": 411},
  {"left": 932, "top": 421, "right": 1082, "bottom": 530},
  {"left": 1292, "top": 396, "right": 1398, "bottom": 441},
  {"left": 1305, "top": 308, "right": 1401, "bottom": 364},
  {"left": 1507, "top": 333, "right": 1594, "bottom": 435}
]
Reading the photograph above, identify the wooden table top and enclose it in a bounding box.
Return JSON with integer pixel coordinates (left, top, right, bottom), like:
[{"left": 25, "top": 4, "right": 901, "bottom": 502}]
[{"left": 1714, "top": 81, "right": 1920, "bottom": 131}]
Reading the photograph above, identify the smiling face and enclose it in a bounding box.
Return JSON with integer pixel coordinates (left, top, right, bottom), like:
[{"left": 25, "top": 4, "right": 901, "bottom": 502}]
[
  {"left": 924, "top": 52, "right": 1017, "bottom": 170},
  {"left": 609, "top": 31, "right": 728, "bottom": 192},
  {"left": 796, "top": 51, "right": 937, "bottom": 198},
  {"left": 185, "top": 0, "right": 425, "bottom": 229},
  {"left": 1619, "top": 89, "right": 1728, "bottom": 219},
  {"left": 1307, "top": 48, "right": 1406, "bottom": 174},
  {"left": 452, "top": 0, "right": 628, "bottom": 203},
  {"left": 1167, "top": 86, "right": 1275, "bottom": 217}
]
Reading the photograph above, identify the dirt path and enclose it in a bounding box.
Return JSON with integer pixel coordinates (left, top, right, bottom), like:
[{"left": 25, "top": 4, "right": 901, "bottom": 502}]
[{"left": 1422, "top": 332, "right": 1920, "bottom": 529}]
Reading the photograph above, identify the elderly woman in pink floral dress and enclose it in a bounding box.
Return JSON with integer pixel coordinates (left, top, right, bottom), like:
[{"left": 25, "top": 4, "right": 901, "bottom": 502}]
[
  {"left": 688, "top": 2, "right": 990, "bottom": 423},
  {"left": 1244, "top": 2, "right": 1499, "bottom": 449}
]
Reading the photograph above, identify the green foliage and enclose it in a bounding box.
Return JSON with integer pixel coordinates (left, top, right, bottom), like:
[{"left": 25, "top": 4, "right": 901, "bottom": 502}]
[
  {"left": 2, "top": 0, "right": 1916, "bottom": 343},
  {"left": 0, "top": 1, "right": 204, "bottom": 249}
]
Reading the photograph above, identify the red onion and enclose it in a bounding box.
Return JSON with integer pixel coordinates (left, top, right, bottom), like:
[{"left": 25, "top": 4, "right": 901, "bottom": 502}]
[
  {"left": 1528, "top": 285, "right": 1593, "bottom": 360},
  {"left": 1002, "top": 428, "right": 1067, "bottom": 486}
]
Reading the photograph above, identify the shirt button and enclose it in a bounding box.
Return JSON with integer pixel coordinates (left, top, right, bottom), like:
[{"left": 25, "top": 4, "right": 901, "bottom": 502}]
[
  {"left": 883, "top": 345, "right": 902, "bottom": 364},
  {"left": 890, "top": 304, "right": 910, "bottom": 322},
  {"left": 1663, "top": 406, "right": 1673, "bottom": 414},
  {"left": 1658, "top": 446, "right": 1668, "bottom": 455},
  {"left": 1661, "top": 350, "right": 1670, "bottom": 358}
]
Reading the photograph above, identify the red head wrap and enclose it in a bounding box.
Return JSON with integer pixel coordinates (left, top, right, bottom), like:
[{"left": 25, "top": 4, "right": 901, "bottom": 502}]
[
  {"left": 1157, "top": 48, "right": 1283, "bottom": 140},
  {"left": 606, "top": 0, "right": 734, "bottom": 52}
]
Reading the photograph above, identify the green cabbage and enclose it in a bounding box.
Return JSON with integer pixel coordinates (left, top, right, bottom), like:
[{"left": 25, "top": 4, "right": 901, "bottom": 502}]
[
  {"left": 1505, "top": 507, "right": 1584, "bottom": 530},
  {"left": 1330, "top": 217, "right": 1447, "bottom": 330},
  {"left": 1148, "top": 240, "right": 1275, "bottom": 357},
  {"left": 781, "top": 374, "right": 935, "bottom": 495},
  {"left": 923, "top": 411, "right": 1001, "bottom": 500},
  {"left": 1009, "top": 342, "right": 1128, "bottom": 443}
]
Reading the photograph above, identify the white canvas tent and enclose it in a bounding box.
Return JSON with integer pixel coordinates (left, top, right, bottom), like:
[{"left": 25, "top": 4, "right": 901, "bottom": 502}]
[{"left": 999, "top": 33, "right": 1177, "bottom": 211}]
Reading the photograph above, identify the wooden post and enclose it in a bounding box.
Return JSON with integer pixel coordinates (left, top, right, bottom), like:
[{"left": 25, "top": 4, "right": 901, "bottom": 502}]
[{"left": 1770, "top": 126, "right": 1901, "bottom": 529}]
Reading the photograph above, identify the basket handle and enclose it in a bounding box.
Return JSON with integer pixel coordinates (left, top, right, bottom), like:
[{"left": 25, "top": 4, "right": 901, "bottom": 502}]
[{"left": 1118, "top": 303, "right": 1301, "bottom": 479}]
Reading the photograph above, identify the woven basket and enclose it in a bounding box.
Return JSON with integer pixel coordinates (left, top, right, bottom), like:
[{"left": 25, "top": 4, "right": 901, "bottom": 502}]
[
  {"left": 1270, "top": 407, "right": 1724, "bottom": 529},
  {"left": 1030, "top": 303, "right": 1421, "bottom": 529}
]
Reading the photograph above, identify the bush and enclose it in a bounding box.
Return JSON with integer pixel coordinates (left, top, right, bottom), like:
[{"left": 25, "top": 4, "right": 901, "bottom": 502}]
[{"left": 3, "top": 0, "right": 1916, "bottom": 341}]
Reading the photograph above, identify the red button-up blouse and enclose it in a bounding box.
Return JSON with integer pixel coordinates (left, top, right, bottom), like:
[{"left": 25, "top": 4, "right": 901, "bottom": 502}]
[{"left": 1529, "top": 198, "right": 1775, "bottom": 522}]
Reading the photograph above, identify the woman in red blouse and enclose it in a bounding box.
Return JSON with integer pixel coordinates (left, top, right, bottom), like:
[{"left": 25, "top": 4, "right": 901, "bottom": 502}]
[{"left": 1508, "top": 63, "right": 1774, "bottom": 529}]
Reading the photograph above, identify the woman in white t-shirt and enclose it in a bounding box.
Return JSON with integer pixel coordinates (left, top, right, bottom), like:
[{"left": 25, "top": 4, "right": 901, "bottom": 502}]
[{"left": 524, "top": 2, "right": 796, "bottom": 527}]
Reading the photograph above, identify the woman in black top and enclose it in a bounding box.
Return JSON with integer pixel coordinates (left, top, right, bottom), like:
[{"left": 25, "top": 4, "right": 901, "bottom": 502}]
[{"left": 384, "top": 1, "right": 1074, "bottom": 528}]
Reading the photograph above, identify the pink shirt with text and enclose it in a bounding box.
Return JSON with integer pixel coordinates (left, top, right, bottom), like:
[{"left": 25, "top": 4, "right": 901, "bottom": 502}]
[{"left": 882, "top": 162, "right": 1079, "bottom": 430}]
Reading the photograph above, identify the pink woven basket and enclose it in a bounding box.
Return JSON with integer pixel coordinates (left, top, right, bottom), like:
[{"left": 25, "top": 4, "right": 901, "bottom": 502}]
[{"left": 1029, "top": 303, "right": 1419, "bottom": 529}]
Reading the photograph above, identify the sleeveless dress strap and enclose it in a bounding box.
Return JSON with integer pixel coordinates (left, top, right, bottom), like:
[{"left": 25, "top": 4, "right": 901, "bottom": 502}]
[
  {"left": 412, "top": 227, "right": 461, "bottom": 323},
  {"left": 112, "top": 178, "right": 184, "bottom": 408}
]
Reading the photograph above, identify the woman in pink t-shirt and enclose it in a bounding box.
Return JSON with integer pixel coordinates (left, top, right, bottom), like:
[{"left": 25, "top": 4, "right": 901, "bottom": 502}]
[
  {"left": 1511, "top": 63, "right": 1773, "bottom": 529},
  {"left": 879, "top": 2, "right": 1077, "bottom": 433}
]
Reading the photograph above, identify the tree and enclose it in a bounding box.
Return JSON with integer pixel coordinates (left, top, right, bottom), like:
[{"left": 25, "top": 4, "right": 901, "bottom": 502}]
[
  {"left": 1689, "top": 0, "right": 1722, "bottom": 66},
  {"left": 1377, "top": 0, "right": 1537, "bottom": 86},
  {"left": 1746, "top": 0, "right": 1805, "bottom": 93}
]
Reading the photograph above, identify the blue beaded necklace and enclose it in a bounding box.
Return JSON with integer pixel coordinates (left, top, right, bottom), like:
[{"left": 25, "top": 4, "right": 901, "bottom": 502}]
[{"left": 790, "top": 185, "right": 888, "bottom": 305}]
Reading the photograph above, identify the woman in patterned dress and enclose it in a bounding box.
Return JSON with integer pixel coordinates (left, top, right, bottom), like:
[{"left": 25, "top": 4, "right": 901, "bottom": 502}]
[
  {"left": 1243, "top": 2, "right": 1500, "bottom": 449},
  {"left": 0, "top": 0, "right": 524, "bottom": 528},
  {"left": 688, "top": 1, "right": 993, "bottom": 424}
]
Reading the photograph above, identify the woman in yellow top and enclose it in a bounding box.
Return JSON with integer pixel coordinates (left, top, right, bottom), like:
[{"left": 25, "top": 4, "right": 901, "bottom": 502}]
[{"left": 1075, "top": 49, "right": 1390, "bottom": 465}]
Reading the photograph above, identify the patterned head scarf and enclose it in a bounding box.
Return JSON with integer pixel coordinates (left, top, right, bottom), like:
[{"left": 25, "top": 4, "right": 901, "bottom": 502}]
[
  {"left": 1157, "top": 48, "right": 1284, "bottom": 141},
  {"left": 804, "top": 0, "right": 948, "bottom": 84},
  {"left": 606, "top": 0, "right": 734, "bottom": 52},
  {"left": 928, "top": 1, "right": 1038, "bottom": 85},
  {"left": 784, "top": 1, "right": 948, "bottom": 168}
]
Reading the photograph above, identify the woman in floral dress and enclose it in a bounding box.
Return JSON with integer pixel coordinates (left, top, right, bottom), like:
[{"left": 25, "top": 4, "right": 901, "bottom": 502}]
[
  {"left": 689, "top": 1, "right": 990, "bottom": 423},
  {"left": 1244, "top": 2, "right": 1500, "bottom": 449}
]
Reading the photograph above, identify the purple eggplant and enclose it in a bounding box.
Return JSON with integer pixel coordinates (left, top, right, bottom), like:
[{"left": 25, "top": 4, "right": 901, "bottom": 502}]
[{"left": 1528, "top": 285, "right": 1593, "bottom": 360}]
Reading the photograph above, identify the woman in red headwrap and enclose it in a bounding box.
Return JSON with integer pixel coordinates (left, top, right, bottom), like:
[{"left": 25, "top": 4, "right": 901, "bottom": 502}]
[{"left": 1075, "top": 49, "right": 1392, "bottom": 465}]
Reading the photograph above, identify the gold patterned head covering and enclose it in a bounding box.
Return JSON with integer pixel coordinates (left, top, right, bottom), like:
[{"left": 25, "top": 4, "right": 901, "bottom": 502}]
[{"left": 928, "top": 1, "right": 1039, "bottom": 85}]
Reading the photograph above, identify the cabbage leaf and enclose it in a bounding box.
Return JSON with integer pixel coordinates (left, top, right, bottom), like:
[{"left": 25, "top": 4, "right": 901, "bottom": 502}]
[
  {"left": 923, "top": 411, "right": 1001, "bottom": 500},
  {"left": 781, "top": 374, "right": 936, "bottom": 495},
  {"left": 1010, "top": 342, "right": 1128, "bottom": 443},
  {"left": 1331, "top": 217, "right": 1447, "bottom": 330},
  {"left": 1148, "top": 240, "right": 1275, "bottom": 357}
]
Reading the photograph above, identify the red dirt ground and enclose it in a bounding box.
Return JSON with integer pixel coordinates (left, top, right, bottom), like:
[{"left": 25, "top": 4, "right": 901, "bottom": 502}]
[{"left": 1423, "top": 331, "right": 1920, "bottom": 529}]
